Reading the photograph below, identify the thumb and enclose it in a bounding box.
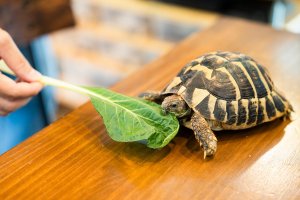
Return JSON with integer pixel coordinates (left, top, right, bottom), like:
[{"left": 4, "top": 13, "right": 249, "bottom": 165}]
[{"left": 11, "top": 59, "right": 42, "bottom": 82}]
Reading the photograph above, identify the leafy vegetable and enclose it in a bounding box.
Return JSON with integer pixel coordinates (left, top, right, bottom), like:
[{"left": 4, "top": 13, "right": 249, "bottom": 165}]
[
  {"left": 0, "top": 60, "right": 179, "bottom": 148},
  {"left": 88, "top": 87, "right": 179, "bottom": 148}
]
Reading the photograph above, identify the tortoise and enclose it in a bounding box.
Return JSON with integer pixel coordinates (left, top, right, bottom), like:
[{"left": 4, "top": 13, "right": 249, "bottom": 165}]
[{"left": 140, "top": 51, "right": 293, "bottom": 158}]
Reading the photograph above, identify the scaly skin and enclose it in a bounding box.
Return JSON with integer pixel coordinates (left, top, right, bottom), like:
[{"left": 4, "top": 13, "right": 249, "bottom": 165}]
[
  {"left": 141, "top": 92, "right": 218, "bottom": 158},
  {"left": 191, "top": 113, "right": 218, "bottom": 159},
  {"left": 138, "top": 91, "right": 163, "bottom": 103}
]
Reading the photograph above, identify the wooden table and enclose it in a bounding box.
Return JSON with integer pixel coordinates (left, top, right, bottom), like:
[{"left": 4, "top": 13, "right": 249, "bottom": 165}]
[{"left": 1, "top": 18, "right": 300, "bottom": 199}]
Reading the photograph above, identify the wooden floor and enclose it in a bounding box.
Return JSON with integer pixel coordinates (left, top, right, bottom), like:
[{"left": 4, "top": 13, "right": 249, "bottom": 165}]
[{"left": 0, "top": 17, "right": 300, "bottom": 200}]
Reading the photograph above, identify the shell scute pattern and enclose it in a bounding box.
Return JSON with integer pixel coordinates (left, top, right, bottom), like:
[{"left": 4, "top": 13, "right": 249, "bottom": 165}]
[
  {"left": 246, "top": 98, "right": 258, "bottom": 125},
  {"left": 256, "top": 99, "right": 265, "bottom": 124},
  {"left": 213, "top": 99, "right": 227, "bottom": 121},
  {"left": 236, "top": 100, "right": 247, "bottom": 125},
  {"left": 226, "top": 101, "right": 237, "bottom": 125},
  {"left": 209, "top": 69, "right": 237, "bottom": 100},
  {"left": 272, "top": 93, "right": 285, "bottom": 112},
  {"left": 195, "top": 95, "right": 210, "bottom": 119},
  {"left": 242, "top": 61, "right": 269, "bottom": 98},
  {"left": 163, "top": 51, "right": 292, "bottom": 129},
  {"left": 225, "top": 62, "right": 255, "bottom": 99},
  {"left": 265, "top": 97, "right": 276, "bottom": 119}
]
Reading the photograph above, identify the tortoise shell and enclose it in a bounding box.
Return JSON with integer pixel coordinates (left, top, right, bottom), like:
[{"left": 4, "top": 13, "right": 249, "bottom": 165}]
[{"left": 162, "top": 51, "right": 292, "bottom": 129}]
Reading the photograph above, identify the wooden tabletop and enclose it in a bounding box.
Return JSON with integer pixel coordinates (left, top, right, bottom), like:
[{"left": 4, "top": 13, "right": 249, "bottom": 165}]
[{"left": 1, "top": 17, "right": 300, "bottom": 200}]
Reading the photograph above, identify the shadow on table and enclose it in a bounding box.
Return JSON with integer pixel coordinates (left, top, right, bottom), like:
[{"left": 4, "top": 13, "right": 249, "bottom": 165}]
[
  {"left": 98, "top": 117, "right": 289, "bottom": 168},
  {"left": 178, "top": 118, "right": 289, "bottom": 173}
]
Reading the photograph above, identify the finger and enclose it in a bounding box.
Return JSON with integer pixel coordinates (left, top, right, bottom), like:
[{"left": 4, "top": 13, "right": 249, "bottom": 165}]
[
  {"left": 0, "top": 97, "right": 31, "bottom": 116},
  {"left": 0, "top": 28, "right": 41, "bottom": 82},
  {"left": 0, "top": 110, "right": 9, "bottom": 116},
  {"left": 0, "top": 73, "right": 43, "bottom": 99}
]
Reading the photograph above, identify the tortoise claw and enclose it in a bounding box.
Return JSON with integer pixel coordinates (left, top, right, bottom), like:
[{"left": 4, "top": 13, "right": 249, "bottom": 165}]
[{"left": 203, "top": 147, "right": 216, "bottom": 159}]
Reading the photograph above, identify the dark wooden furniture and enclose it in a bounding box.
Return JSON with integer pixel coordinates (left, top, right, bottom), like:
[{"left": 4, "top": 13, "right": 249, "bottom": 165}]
[
  {"left": 0, "top": 18, "right": 299, "bottom": 199},
  {"left": 0, "top": 0, "right": 74, "bottom": 45}
]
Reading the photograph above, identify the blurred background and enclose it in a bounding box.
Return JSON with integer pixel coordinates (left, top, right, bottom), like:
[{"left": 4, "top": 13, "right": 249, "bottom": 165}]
[
  {"left": 52, "top": 0, "right": 300, "bottom": 111},
  {"left": 0, "top": 0, "right": 300, "bottom": 154},
  {"left": 46, "top": 0, "right": 300, "bottom": 113}
]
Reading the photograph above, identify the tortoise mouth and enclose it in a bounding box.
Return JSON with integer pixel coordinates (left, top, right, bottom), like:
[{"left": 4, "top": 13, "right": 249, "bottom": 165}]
[
  {"left": 177, "top": 108, "right": 191, "bottom": 118},
  {"left": 163, "top": 107, "right": 191, "bottom": 118}
]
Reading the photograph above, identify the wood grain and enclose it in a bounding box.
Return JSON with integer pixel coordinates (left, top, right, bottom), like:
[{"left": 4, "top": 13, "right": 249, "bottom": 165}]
[
  {"left": 1, "top": 17, "right": 300, "bottom": 199},
  {"left": 0, "top": 0, "right": 74, "bottom": 45}
]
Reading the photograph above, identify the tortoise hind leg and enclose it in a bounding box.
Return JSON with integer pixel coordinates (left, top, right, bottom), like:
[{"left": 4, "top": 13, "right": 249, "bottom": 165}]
[
  {"left": 139, "top": 91, "right": 164, "bottom": 104},
  {"left": 191, "top": 113, "right": 218, "bottom": 159}
]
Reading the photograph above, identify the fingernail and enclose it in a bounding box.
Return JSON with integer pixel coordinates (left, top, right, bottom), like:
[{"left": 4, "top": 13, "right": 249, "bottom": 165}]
[{"left": 28, "top": 69, "right": 42, "bottom": 81}]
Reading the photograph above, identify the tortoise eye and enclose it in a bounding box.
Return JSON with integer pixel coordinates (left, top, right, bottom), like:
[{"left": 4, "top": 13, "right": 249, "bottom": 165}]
[{"left": 171, "top": 103, "right": 177, "bottom": 108}]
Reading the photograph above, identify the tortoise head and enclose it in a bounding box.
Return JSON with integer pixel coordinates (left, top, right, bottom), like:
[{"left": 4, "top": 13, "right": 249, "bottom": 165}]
[{"left": 161, "top": 94, "right": 191, "bottom": 118}]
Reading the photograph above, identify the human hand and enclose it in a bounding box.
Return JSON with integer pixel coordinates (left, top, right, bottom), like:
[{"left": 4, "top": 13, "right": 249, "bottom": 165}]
[{"left": 0, "top": 28, "right": 43, "bottom": 116}]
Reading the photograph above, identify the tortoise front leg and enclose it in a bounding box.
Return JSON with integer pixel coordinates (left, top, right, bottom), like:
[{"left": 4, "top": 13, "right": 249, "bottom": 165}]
[
  {"left": 191, "top": 113, "right": 218, "bottom": 159},
  {"left": 139, "top": 91, "right": 164, "bottom": 104}
]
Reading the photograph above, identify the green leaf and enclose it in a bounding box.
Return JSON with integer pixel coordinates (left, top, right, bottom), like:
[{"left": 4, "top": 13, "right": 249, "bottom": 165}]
[
  {"left": 87, "top": 87, "right": 180, "bottom": 148},
  {"left": 0, "top": 61, "right": 180, "bottom": 149}
]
